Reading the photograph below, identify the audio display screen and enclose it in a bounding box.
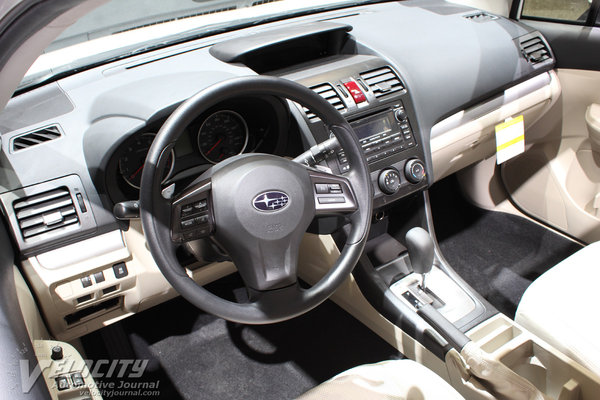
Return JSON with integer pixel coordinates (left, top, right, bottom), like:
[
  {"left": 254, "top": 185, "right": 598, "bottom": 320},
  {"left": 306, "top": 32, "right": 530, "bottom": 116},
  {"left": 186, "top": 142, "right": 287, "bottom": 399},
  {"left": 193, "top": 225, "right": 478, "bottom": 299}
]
[{"left": 351, "top": 115, "right": 392, "bottom": 140}]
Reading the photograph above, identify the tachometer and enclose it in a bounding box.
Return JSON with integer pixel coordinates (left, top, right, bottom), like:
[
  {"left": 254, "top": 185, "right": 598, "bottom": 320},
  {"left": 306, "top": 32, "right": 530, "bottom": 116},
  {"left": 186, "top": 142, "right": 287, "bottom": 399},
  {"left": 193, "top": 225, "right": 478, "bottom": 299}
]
[
  {"left": 197, "top": 110, "right": 249, "bottom": 163},
  {"left": 118, "top": 133, "right": 175, "bottom": 189}
]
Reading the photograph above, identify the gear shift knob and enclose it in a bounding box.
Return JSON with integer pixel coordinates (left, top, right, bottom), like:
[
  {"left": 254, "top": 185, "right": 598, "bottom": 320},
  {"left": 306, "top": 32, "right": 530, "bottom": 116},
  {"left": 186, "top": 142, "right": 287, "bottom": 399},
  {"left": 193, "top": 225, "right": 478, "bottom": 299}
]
[{"left": 405, "top": 227, "right": 434, "bottom": 288}]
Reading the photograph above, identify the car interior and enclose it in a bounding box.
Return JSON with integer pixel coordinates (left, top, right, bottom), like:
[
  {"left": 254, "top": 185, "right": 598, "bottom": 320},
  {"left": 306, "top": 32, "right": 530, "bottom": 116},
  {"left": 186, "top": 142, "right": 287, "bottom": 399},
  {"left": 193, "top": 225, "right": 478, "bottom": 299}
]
[{"left": 1, "top": 0, "right": 600, "bottom": 399}]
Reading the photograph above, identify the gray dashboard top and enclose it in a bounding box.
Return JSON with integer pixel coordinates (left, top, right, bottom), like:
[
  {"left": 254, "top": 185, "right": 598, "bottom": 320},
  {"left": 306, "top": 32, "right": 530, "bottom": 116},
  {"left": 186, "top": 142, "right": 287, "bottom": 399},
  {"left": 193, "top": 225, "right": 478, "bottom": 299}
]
[{"left": 0, "top": 0, "right": 546, "bottom": 255}]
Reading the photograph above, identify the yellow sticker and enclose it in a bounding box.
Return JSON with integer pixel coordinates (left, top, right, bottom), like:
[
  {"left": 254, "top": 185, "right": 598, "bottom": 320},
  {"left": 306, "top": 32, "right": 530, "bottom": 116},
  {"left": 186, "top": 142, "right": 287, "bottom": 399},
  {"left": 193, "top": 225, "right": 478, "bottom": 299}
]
[{"left": 495, "top": 115, "right": 525, "bottom": 164}]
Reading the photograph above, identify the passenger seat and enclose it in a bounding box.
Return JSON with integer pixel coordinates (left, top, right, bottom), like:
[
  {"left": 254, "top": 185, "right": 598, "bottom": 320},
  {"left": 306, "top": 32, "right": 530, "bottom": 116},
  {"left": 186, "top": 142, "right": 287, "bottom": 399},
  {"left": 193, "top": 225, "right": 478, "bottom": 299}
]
[{"left": 516, "top": 241, "right": 600, "bottom": 376}]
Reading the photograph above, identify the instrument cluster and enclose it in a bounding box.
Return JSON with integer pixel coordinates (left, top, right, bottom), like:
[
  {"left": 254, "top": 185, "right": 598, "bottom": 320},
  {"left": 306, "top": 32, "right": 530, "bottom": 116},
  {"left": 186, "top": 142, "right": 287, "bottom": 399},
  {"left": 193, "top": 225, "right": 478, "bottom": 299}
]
[{"left": 106, "top": 96, "right": 289, "bottom": 203}]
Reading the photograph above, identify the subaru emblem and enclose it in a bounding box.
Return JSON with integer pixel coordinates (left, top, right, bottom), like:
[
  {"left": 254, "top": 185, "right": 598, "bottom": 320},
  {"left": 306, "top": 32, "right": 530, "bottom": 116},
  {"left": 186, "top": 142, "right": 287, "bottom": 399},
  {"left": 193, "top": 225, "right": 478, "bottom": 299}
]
[{"left": 253, "top": 191, "right": 289, "bottom": 212}]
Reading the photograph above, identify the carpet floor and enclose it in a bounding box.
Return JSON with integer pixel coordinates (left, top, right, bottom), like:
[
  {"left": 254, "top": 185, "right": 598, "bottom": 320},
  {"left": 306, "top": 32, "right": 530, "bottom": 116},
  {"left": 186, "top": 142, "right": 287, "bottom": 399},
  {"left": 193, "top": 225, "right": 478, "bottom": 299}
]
[
  {"left": 82, "top": 275, "right": 398, "bottom": 400},
  {"left": 429, "top": 177, "right": 582, "bottom": 318}
]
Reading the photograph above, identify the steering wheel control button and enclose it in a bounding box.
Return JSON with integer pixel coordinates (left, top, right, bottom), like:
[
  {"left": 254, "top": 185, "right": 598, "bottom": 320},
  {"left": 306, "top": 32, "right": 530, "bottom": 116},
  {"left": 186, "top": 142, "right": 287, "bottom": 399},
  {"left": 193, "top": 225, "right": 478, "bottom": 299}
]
[
  {"left": 71, "top": 373, "right": 85, "bottom": 387},
  {"left": 183, "top": 228, "right": 210, "bottom": 241},
  {"left": 315, "top": 184, "right": 329, "bottom": 194},
  {"left": 93, "top": 271, "right": 105, "bottom": 284},
  {"left": 327, "top": 184, "right": 342, "bottom": 193},
  {"left": 180, "top": 200, "right": 208, "bottom": 219},
  {"left": 315, "top": 183, "right": 343, "bottom": 195},
  {"left": 80, "top": 276, "right": 92, "bottom": 288},
  {"left": 51, "top": 345, "right": 63, "bottom": 361},
  {"left": 405, "top": 159, "right": 426, "bottom": 184},
  {"left": 181, "top": 218, "right": 196, "bottom": 229},
  {"left": 378, "top": 169, "right": 401, "bottom": 195},
  {"left": 252, "top": 191, "right": 289, "bottom": 212},
  {"left": 113, "top": 263, "right": 128, "bottom": 279},
  {"left": 318, "top": 196, "right": 346, "bottom": 204},
  {"left": 343, "top": 80, "right": 367, "bottom": 104},
  {"left": 194, "top": 199, "right": 207, "bottom": 210},
  {"left": 195, "top": 215, "right": 209, "bottom": 224},
  {"left": 55, "top": 376, "right": 70, "bottom": 391},
  {"left": 181, "top": 204, "right": 194, "bottom": 217}
]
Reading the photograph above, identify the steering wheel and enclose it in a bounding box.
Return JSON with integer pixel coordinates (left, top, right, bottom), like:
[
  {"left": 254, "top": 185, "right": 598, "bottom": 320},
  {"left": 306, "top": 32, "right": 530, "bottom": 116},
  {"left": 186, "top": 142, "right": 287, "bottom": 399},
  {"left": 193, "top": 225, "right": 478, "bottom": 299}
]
[{"left": 140, "top": 76, "right": 372, "bottom": 324}]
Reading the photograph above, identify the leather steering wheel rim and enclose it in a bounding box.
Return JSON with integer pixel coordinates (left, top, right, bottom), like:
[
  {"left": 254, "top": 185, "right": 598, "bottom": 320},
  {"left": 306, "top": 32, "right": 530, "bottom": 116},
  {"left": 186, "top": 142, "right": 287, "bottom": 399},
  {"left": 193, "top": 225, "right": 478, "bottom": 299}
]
[{"left": 140, "top": 75, "right": 372, "bottom": 324}]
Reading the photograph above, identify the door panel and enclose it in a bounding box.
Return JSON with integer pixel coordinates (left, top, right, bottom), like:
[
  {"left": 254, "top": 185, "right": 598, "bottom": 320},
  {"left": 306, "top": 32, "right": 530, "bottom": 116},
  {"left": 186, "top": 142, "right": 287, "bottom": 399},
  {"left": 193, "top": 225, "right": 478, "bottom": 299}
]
[{"left": 0, "top": 216, "right": 51, "bottom": 398}]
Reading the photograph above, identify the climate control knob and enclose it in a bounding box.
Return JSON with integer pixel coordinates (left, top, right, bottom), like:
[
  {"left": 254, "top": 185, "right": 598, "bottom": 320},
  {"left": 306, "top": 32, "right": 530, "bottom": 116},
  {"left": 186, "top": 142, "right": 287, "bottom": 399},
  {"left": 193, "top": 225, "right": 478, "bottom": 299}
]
[
  {"left": 378, "top": 169, "right": 401, "bottom": 195},
  {"left": 404, "top": 159, "right": 426, "bottom": 184}
]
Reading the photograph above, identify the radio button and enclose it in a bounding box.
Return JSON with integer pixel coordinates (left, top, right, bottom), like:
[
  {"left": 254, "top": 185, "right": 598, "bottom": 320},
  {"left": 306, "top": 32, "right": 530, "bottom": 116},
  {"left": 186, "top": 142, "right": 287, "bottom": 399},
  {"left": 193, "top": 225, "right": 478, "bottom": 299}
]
[{"left": 394, "top": 109, "right": 408, "bottom": 121}]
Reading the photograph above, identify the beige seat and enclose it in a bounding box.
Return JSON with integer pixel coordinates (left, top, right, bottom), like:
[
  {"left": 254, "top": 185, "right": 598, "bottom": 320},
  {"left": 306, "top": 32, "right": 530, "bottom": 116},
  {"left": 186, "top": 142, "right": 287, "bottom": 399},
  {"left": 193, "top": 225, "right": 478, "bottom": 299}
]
[
  {"left": 298, "top": 359, "right": 465, "bottom": 399},
  {"left": 516, "top": 241, "right": 600, "bottom": 377}
]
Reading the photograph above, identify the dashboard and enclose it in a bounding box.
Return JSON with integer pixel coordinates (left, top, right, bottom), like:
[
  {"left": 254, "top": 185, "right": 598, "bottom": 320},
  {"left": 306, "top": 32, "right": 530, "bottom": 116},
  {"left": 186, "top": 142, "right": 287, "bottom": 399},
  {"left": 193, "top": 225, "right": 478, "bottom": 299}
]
[{"left": 0, "top": 0, "right": 556, "bottom": 340}]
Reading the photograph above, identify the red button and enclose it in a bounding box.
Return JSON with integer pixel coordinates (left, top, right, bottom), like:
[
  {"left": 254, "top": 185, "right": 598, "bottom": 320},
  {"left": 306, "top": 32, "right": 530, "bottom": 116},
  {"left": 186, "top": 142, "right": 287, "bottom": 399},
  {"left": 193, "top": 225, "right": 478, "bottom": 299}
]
[{"left": 343, "top": 81, "right": 366, "bottom": 104}]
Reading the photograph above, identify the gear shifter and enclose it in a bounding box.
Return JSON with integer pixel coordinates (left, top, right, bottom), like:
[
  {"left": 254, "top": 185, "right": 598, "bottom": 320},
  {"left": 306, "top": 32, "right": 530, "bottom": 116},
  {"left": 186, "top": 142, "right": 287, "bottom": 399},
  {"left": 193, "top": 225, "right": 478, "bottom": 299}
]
[{"left": 405, "top": 227, "right": 434, "bottom": 290}]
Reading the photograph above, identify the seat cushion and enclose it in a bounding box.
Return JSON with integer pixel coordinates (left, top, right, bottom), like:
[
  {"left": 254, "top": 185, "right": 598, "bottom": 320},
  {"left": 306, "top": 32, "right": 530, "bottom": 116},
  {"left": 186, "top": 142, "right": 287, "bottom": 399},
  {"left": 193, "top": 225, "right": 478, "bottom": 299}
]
[
  {"left": 297, "top": 359, "right": 464, "bottom": 400},
  {"left": 516, "top": 241, "right": 600, "bottom": 376}
]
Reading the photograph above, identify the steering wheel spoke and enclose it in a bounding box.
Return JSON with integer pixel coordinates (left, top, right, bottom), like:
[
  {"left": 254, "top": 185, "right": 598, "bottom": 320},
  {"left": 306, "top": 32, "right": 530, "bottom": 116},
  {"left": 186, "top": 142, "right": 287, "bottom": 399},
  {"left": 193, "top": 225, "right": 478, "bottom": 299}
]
[
  {"left": 308, "top": 168, "right": 358, "bottom": 216},
  {"left": 233, "top": 234, "right": 300, "bottom": 292},
  {"left": 170, "top": 179, "right": 214, "bottom": 243}
]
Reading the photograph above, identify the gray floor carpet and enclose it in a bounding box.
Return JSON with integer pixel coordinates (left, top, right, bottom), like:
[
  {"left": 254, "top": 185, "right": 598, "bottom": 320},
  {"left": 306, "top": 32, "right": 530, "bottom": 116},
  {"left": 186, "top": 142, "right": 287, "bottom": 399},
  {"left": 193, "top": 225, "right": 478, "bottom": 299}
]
[
  {"left": 83, "top": 277, "right": 398, "bottom": 400},
  {"left": 430, "top": 177, "right": 583, "bottom": 318},
  {"left": 149, "top": 317, "right": 317, "bottom": 399}
]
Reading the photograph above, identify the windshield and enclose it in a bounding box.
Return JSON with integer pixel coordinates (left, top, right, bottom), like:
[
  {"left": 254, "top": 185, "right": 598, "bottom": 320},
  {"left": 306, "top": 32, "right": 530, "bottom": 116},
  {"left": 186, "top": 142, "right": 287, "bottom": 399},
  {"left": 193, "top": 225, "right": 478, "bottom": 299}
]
[{"left": 19, "top": 0, "right": 369, "bottom": 92}]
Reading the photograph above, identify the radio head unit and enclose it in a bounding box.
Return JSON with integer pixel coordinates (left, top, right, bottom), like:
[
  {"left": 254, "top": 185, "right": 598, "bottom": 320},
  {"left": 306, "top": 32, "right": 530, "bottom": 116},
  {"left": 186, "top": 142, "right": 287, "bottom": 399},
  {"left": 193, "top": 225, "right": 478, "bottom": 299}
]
[{"left": 336, "top": 103, "right": 416, "bottom": 173}]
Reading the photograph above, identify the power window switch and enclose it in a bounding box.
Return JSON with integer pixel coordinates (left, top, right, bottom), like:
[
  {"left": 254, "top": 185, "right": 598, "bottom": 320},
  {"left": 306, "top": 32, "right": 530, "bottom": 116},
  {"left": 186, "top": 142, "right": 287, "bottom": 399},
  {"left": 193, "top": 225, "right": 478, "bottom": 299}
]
[
  {"left": 113, "top": 263, "right": 128, "bottom": 279},
  {"left": 56, "top": 376, "right": 70, "bottom": 391}
]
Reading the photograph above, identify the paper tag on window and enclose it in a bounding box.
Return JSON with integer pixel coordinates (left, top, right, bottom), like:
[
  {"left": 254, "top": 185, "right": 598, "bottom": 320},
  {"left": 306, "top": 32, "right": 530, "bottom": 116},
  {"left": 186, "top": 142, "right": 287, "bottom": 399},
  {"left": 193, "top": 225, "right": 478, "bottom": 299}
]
[{"left": 495, "top": 115, "right": 525, "bottom": 164}]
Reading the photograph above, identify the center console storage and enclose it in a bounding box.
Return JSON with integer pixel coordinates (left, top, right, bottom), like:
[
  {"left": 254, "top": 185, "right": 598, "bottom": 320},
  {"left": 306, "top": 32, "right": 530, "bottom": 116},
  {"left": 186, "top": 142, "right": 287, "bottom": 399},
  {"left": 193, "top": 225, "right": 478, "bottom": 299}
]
[{"left": 450, "top": 314, "right": 600, "bottom": 400}]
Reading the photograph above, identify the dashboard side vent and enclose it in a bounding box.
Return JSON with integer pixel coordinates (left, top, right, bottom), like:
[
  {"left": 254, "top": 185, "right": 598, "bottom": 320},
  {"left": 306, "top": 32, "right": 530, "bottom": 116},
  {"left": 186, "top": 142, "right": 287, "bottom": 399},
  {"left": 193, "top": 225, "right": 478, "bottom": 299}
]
[
  {"left": 304, "top": 83, "right": 346, "bottom": 121},
  {"left": 13, "top": 187, "right": 79, "bottom": 241},
  {"left": 360, "top": 67, "right": 405, "bottom": 99},
  {"left": 11, "top": 125, "right": 62, "bottom": 152},
  {"left": 463, "top": 11, "right": 498, "bottom": 22},
  {"left": 519, "top": 35, "right": 551, "bottom": 65}
]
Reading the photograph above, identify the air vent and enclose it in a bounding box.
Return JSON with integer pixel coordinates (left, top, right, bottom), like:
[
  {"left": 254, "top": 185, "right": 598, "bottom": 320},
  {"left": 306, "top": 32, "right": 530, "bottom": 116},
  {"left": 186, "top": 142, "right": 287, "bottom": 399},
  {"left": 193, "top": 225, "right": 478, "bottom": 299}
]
[
  {"left": 360, "top": 67, "right": 405, "bottom": 99},
  {"left": 13, "top": 187, "right": 79, "bottom": 241},
  {"left": 11, "top": 125, "right": 62, "bottom": 152},
  {"left": 304, "top": 83, "right": 346, "bottom": 121},
  {"left": 463, "top": 11, "right": 498, "bottom": 22},
  {"left": 519, "top": 35, "right": 551, "bottom": 65}
]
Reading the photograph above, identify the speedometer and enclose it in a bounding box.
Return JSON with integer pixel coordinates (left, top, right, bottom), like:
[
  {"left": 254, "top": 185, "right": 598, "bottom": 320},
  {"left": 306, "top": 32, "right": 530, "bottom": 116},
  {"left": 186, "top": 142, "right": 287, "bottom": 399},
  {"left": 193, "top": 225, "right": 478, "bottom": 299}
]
[{"left": 197, "top": 110, "right": 249, "bottom": 164}]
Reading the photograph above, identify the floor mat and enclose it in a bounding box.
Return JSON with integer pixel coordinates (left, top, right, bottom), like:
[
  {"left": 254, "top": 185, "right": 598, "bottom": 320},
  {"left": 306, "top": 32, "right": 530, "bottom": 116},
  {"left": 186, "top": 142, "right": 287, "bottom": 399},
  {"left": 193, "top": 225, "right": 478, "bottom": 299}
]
[
  {"left": 83, "top": 275, "right": 398, "bottom": 400},
  {"left": 429, "top": 177, "right": 582, "bottom": 318}
]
